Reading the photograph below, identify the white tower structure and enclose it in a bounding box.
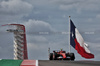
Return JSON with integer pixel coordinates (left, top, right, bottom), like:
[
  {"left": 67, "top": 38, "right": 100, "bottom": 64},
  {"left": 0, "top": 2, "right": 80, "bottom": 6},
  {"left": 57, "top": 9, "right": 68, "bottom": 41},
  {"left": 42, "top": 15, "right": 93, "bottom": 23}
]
[{"left": 2, "top": 24, "right": 28, "bottom": 60}]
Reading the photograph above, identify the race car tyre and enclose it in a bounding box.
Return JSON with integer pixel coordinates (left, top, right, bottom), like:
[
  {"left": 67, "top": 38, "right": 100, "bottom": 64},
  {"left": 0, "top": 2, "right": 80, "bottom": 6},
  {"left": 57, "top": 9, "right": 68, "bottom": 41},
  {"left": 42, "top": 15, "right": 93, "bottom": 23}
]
[
  {"left": 69, "top": 53, "right": 75, "bottom": 61},
  {"left": 66, "top": 53, "right": 75, "bottom": 60},
  {"left": 49, "top": 53, "right": 53, "bottom": 60},
  {"left": 53, "top": 52, "right": 58, "bottom": 60}
]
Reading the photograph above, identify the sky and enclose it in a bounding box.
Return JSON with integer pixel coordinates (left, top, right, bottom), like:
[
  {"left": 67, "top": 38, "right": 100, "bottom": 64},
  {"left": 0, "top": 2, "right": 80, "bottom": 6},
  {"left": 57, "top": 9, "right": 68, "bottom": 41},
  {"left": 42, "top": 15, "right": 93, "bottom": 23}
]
[{"left": 0, "top": 0, "right": 100, "bottom": 61}]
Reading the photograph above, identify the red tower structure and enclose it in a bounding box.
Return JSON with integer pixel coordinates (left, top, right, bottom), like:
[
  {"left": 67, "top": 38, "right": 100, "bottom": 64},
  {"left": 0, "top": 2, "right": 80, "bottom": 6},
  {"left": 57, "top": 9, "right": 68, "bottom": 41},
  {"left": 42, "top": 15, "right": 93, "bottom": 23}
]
[{"left": 2, "top": 24, "right": 28, "bottom": 60}]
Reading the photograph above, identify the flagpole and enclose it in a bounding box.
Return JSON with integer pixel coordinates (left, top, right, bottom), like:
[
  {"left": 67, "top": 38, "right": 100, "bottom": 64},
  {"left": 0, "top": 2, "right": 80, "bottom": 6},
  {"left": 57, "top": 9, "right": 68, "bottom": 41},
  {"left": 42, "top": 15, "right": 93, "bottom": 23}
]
[{"left": 69, "top": 16, "right": 71, "bottom": 53}]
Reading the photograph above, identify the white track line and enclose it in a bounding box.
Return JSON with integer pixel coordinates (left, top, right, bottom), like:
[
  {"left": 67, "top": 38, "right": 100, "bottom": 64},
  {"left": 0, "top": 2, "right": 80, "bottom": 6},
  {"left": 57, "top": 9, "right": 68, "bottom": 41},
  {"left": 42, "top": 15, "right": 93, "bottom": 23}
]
[{"left": 36, "top": 60, "right": 38, "bottom": 66}]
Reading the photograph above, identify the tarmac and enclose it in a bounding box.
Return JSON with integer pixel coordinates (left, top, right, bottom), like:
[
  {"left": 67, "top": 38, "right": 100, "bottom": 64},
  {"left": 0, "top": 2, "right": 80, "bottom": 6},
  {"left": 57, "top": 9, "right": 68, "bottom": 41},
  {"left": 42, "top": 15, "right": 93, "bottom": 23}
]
[{"left": 39, "top": 60, "right": 100, "bottom": 66}]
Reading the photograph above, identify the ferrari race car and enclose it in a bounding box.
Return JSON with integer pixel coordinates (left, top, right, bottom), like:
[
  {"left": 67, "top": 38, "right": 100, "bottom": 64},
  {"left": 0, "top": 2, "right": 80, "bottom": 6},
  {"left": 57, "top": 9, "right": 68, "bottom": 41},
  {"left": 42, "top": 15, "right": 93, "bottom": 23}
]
[{"left": 49, "top": 49, "right": 75, "bottom": 60}]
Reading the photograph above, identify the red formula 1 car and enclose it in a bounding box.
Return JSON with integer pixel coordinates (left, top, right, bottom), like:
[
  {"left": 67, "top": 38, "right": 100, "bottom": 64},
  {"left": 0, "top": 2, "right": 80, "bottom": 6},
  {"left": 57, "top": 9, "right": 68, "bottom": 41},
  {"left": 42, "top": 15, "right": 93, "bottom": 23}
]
[{"left": 49, "top": 49, "right": 75, "bottom": 60}]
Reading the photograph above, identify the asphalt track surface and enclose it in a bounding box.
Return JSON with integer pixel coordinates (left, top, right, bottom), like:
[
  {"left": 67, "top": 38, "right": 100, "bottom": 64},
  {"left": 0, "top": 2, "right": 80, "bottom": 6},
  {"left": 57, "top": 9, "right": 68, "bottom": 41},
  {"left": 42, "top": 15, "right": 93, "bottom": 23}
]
[{"left": 39, "top": 60, "right": 100, "bottom": 66}]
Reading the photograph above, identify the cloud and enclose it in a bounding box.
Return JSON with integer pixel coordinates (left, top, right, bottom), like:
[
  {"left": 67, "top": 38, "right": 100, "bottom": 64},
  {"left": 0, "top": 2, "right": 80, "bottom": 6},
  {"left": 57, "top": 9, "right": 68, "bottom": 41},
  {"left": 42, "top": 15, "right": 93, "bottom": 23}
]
[
  {"left": 96, "top": 14, "right": 100, "bottom": 19},
  {"left": 0, "top": 0, "right": 33, "bottom": 23},
  {"left": 27, "top": 35, "right": 48, "bottom": 44},
  {"left": 59, "top": 3, "right": 77, "bottom": 11},
  {"left": 88, "top": 18, "right": 93, "bottom": 22},
  {"left": 0, "top": 0, "right": 33, "bottom": 15},
  {"left": 58, "top": 0, "right": 100, "bottom": 13},
  {"left": 24, "top": 19, "right": 54, "bottom": 33}
]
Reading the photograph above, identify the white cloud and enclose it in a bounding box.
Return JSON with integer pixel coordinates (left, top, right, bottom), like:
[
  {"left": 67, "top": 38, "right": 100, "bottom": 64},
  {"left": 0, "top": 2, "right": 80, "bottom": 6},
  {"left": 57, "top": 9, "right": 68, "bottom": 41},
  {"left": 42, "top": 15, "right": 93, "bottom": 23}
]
[
  {"left": 59, "top": 3, "right": 77, "bottom": 11},
  {"left": 28, "top": 43, "right": 39, "bottom": 50},
  {"left": 0, "top": 0, "right": 33, "bottom": 15},
  {"left": 88, "top": 18, "right": 93, "bottom": 22},
  {"left": 27, "top": 35, "right": 48, "bottom": 44},
  {"left": 96, "top": 14, "right": 100, "bottom": 18},
  {"left": 0, "top": 0, "right": 33, "bottom": 22},
  {"left": 24, "top": 19, "right": 54, "bottom": 33},
  {"left": 58, "top": 0, "right": 100, "bottom": 13}
]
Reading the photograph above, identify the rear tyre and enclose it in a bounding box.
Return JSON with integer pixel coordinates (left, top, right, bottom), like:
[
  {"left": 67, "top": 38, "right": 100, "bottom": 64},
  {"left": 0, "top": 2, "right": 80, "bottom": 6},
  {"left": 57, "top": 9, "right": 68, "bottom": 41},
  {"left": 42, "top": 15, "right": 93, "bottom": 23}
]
[
  {"left": 53, "top": 52, "right": 58, "bottom": 60},
  {"left": 66, "top": 53, "right": 75, "bottom": 61},
  {"left": 69, "top": 53, "right": 75, "bottom": 61},
  {"left": 49, "top": 53, "right": 53, "bottom": 60}
]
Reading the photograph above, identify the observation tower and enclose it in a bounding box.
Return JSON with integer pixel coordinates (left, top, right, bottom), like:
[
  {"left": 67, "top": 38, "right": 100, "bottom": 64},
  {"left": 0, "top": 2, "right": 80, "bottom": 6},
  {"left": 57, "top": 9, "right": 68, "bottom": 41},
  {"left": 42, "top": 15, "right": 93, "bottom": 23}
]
[{"left": 2, "top": 24, "right": 28, "bottom": 60}]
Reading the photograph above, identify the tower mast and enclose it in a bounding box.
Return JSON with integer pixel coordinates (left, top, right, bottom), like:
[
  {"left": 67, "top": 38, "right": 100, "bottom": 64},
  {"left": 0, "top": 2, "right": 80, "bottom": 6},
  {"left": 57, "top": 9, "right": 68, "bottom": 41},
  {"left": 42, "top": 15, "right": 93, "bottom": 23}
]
[{"left": 69, "top": 16, "right": 71, "bottom": 53}]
